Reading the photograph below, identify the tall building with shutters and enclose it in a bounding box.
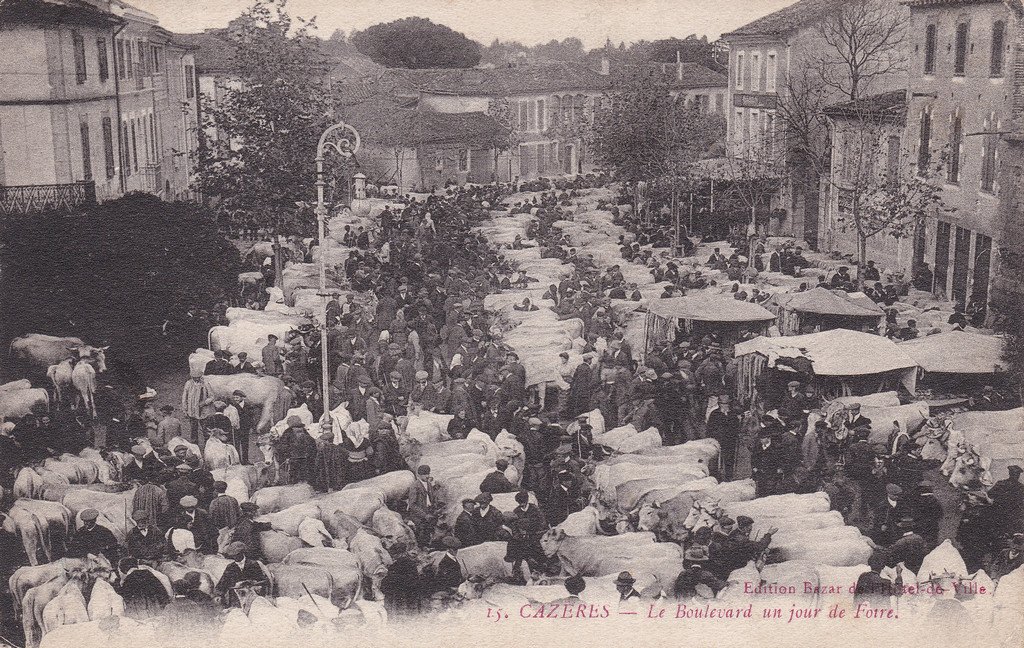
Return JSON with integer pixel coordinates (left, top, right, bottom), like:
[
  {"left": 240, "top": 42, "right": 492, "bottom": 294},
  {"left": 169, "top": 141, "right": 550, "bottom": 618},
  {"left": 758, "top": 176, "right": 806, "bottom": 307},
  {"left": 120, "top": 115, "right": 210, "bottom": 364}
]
[
  {"left": 905, "top": 0, "right": 1020, "bottom": 317},
  {"left": 0, "top": 0, "right": 199, "bottom": 215}
]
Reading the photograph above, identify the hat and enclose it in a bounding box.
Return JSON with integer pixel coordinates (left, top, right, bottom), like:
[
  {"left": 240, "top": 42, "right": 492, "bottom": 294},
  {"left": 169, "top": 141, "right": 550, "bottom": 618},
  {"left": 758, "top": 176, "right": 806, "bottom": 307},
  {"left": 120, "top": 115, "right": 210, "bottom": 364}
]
[
  {"left": 160, "top": 405, "right": 175, "bottom": 413},
  {"left": 175, "top": 463, "right": 192, "bottom": 473},
  {"left": 176, "top": 571, "right": 204, "bottom": 593},
  {"left": 515, "top": 490, "right": 530, "bottom": 504},
  {"left": 415, "top": 371, "right": 429, "bottom": 381},
  {"left": 644, "top": 369, "right": 657, "bottom": 379},
  {"left": 287, "top": 415, "right": 303, "bottom": 427},
  {"left": 565, "top": 574, "right": 586, "bottom": 594},
  {"left": 736, "top": 515, "right": 754, "bottom": 527},
  {"left": 130, "top": 445, "right": 147, "bottom": 456},
  {"left": 684, "top": 545, "right": 710, "bottom": 562},
  {"left": 885, "top": 484, "right": 903, "bottom": 497},
  {"left": 388, "top": 371, "right": 402, "bottom": 380},
  {"left": 787, "top": 380, "right": 800, "bottom": 388},
  {"left": 441, "top": 536, "right": 462, "bottom": 549},
  {"left": 718, "top": 395, "right": 731, "bottom": 404},
  {"left": 528, "top": 417, "right": 542, "bottom": 427},
  {"left": 223, "top": 541, "right": 248, "bottom": 558},
  {"left": 615, "top": 571, "right": 635, "bottom": 586},
  {"left": 131, "top": 510, "right": 150, "bottom": 522},
  {"left": 417, "top": 465, "right": 431, "bottom": 475},
  {"left": 232, "top": 390, "right": 247, "bottom": 398},
  {"left": 461, "top": 498, "right": 477, "bottom": 506},
  {"left": 847, "top": 402, "right": 861, "bottom": 411},
  {"left": 240, "top": 502, "right": 260, "bottom": 514},
  {"left": 719, "top": 516, "right": 735, "bottom": 528},
  {"left": 475, "top": 492, "right": 493, "bottom": 504},
  {"left": 214, "top": 481, "right": 228, "bottom": 493},
  {"left": 1009, "top": 465, "right": 1023, "bottom": 476},
  {"left": 179, "top": 495, "right": 198, "bottom": 507},
  {"left": 495, "top": 458, "right": 509, "bottom": 470},
  {"left": 81, "top": 508, "right": 99, "bottom": 522}
]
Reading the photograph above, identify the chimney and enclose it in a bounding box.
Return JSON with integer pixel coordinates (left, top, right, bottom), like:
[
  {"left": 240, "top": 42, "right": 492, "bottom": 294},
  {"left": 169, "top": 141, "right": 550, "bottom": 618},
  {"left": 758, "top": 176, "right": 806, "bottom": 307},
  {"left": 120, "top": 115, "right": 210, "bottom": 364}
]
[{"left": 600, "top": 57, "right": 609, "bottom": 76}]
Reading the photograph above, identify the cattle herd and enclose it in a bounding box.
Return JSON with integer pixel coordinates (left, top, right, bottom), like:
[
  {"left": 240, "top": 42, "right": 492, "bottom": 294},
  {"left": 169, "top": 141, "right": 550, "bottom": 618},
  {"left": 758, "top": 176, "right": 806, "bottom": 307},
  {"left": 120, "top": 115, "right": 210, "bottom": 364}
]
[{"left": 0, "top": 177, "right": 1022, "bottom": 648}]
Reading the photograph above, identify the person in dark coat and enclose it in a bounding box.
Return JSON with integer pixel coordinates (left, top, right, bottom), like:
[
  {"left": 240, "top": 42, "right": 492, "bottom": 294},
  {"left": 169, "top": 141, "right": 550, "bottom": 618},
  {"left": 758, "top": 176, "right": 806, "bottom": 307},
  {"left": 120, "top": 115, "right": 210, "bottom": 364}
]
[
  {"left": 433, "top": 537, "right": 464, "bottom": 591},
  {"left": 709, "top": 516, "right": 776, "bottom": 579},
  {"left": 160, "top": 571, "right": 221, "bottom": 628},
  {"left": 504, "top": 490, "right": 547, "bottom": 579},
  {"left": 230, "top": 390, "right": 257, "bottom": 463},
  {"left": 472, "top": 492, "right": 505, "bottom": 541},
  {"left": 126, "top": 510, "right": 166, "bottom": 563},
  {"left": 380, "top": 552, "right": 424, "bottom": 618},
  {"left": 750, "top": 429, "right": 787, "bottom": 497},
  {"left": 545, "top": 471, "right": 582, "bottom": 527},
  {"left": 989, "top": 465, "right": 1024, "bottom": 537},
  {"left": 165, "top": 464, "right": 200, "bottom": 513},
  {"left": 854, "top": 556, "right": 902, "bottom": 607},
  {"left": 314, "top": 431, "right": 347, "bottom": 492},
  {"left": 204, "top": 350, "right": 236, "bottom": 376},
  {"left": 910, "top": 480, "right": 943, "bottom": 546},
  {"left": 208, "top": 482, "right": 241, "bottom": 530},
  {"left": 706, "top": 396, "right": 740, "bottom": 479},
  {"left": 872, "top": 483, "right": 911, "bottom": 545},
  {"left": 230, "top": 503, "right": 272, "bottom": 561},
  {"left": 215, "top": 541, "right": 270, "bottom": 607},
  {"left": 67, "top": 508, "right": 119, "bottom": 560},
  {"left": 883, "top": 516, "right": 928, "bottom": 572},
  {"left": 454, "top": 499, "right": 480, "bottom": 547},
  {"left": 122, "top": 445, "right": 165, "bottom": 483},
  {"left": 173, "top": 496, "right": 217, "bottom": 554},
  {"left": 479, "top": 459, "right": 515, "bottom": 494},
  {"left": 117, "top": 558, "right": 172, "bottom": 620},
  {"left": 370, "top": 421, "right": 407, "bottom": 475},
  {"left": 564, "top": 355, "right": 596, "bottom": 418},
  {"left": 277, "top": 417, "right": 317, "bottom": 485}
]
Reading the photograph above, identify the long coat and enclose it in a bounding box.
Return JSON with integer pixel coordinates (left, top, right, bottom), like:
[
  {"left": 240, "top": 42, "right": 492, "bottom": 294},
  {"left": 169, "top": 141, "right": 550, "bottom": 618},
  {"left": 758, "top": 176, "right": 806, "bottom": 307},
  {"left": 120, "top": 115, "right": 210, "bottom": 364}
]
[{"left": 565, "top": 362, "right": 595, "bottom": 417}]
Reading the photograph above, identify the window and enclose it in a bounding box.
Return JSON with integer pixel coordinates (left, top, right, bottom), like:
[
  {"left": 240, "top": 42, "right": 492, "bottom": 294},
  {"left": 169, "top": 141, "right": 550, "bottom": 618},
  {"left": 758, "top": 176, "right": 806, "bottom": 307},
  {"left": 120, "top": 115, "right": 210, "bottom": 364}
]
[
  {"left": 97, "top": 38, "right": 109, "bottom": 82},
  {"left": 149, "top": 114, "right": 157, "bottom": 159},
  {"left": 948, "top": 112, "right": 962, "bottom": 183},
  {"left": 518, "top": 100, "right": 527, "bottom": 130},
  {"left": 459, "top": 149, "right": 469, "bottom": 173},
  {"left": 714, "top": 93, "right": 723, "bottom": 113},
  {"left": 116, "top": 40, "right": 125, "bottom": 79},
  {"left": 917, "top": 108, "right": 932, "bottom": 172},
  {"left": 184, "top": 65, "right": 195, "bottom": 99},
  {"left": 751, "top": 52, "right": 761, "bottom": 91},
  {"left": 981, "top": 113, "right": 998, "bottom": 192},
  {"left": 130, "top": 122, "right": 139, "bottom": 172},
  {"left": 101, "top": 116, "right": 115, "bottom": 179},
  {"left": 122, "top": 123, "right": 131, "bottom": 177},
  {"left": 80, "top": 121, "right": 92, "bottom": 181},
  {"left": 537, "top": 99, "right": 545, "bottom": 131},
  {"left": 527, "top": 100, "right": 537, "bottom": 131},
  {"left": 151, "top": 45, "right": 161, "bottom": 73},
  {"left": 886, "top": 135, "right": 901, "bottom": 187},
  {"left": 924, "top": 25, "right": 937, "bottom": 75},
  {"left": 734, "top": 109, "right": 744, "bottom": 141},
  {"left": 765, "top": 113, "right": 775, "bottom": 156},
  {"left": 766, "top": 52, "right": 777, "bottom": 92},
  {"left": 125, "top": 39, "right": 134, "bottom": 78},
  {"left": 954, "top": 22, "right": 969, "bottom": 76},
  {"left": 991, "top": 21, "right": 1005, "bottom": 77},
  {"left": 549, "top": 142, "right": 559, "bottom": 167},
  {"left": 735, "top": 52, "right": 745, "bottom": 90},
  {"left": 550, "top": 95, "right": 560, "bottom": 127},
  {"left": 72, "top": 31, "right": 86, "bottom": 84}
]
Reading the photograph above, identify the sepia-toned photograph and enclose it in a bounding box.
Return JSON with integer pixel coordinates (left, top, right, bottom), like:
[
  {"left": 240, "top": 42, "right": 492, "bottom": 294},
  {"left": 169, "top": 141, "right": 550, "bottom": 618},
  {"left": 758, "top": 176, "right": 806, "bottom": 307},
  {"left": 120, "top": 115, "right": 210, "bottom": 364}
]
[{"left": 0, "top": 0, "right": 1022, "bottom": 646}]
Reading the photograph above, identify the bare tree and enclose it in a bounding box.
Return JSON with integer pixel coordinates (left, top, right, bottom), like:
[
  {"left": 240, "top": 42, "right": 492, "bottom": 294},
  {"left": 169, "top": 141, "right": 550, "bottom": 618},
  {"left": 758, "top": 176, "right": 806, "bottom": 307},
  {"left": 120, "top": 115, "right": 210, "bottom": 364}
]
[{"left": 815, "top": 0, "right": 908, "bottom": 101}]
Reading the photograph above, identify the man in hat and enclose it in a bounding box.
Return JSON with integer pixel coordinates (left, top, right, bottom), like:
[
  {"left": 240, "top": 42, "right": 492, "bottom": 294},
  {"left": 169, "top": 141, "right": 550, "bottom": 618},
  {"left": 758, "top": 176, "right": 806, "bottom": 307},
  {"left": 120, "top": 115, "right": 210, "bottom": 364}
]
[
  {"left": 710, "top": 516, "right": 776, "bottom": 579},
  {"left": 830, "top": 266, "right": 853, "bottom": 289},
  {"left": 410, "top": 370, "right": 439, "bottom": 412},
  {"left": 174, "top": 495, "right": 216, "bottom": 554},
  {"left": 475, "top": 457, "right": 514, "bottom": 495},
  {"left": 844, "top": 403, "right": 873, "bottom": 437},
  {"left": 989, "top": 465, "right": 1024, "bottom": 537},
  {"left": 854, "top": 555, "right": 903, "bottom": 607},
  {"left": 122, "top": 444, "right": 164, "bottom": 483},
  {"left": 883, "top": 516, "right": 927, "bottom": 572},
  {"left": 156, "top": 405, "right": 182, "bottom": 448},
  {"left": 614, "top": 571, "right": 642, "bottom": 603},
  {"left": 208, "top": 481, "right": 241, "bottom": 530},
  {"left": 348, "top": 374, "right": 373, "bottom": 422},
  {"left": 204, "top": 350, "right": 235, "bottom": 376},
  {"left": 165, "top": 463, "right": 199, "bottom": 513},
  {"left": 204, "top": 403, "right": 233, "bottom": 449},
  {"left": 277, "top": 416, "right": 317, "bottom": 485},
  {"left": 674, "top": 546, "right": 728, "bottom": 600},
  {"left": 126, "top": 509, "right": 166, "bottom": 563},
  {"left": 180, "top": 372, "right": 213, "bottom": 442},
  {"left": 751, "top": 427, "right": 786, "bottom": 497},
  {"left": 472, "top": 492, "right": 504, "bottom": 542},
  {"left": 67, "top": 508, "right": 119, "bottom": 559},
  {"left": 550, "top": 574, "right": 587, "bottom": 604},
  {"left": 407, "top": 465, "right": 442, "bottom": 543},
  {"left": 433, "top": 537, "right": 464, "bottom": 591},
  {"left": 261, "top": 334, "right": 283, "bottom": 377},
  {"left": 910, "top": 480, "right": 943, "bottom": 546},
  {"left": 230, "top": 502, "right": 271, "bottom": 560},
  {"left": 235, "top": 352, "right": 256, "bottom": 374},
  {"left": 229, "top": 390, "right": 255, "bottom": 463},
  {"left": 216, "top": 541, "right": 270, "bottom": 607},
  {"left": 706, "top": 395, "right": 740, "bottom": 479},
  {"left": 992, "top": 534, "right": 1024, "bottom": 579},
  {"left": 872, "top": 483, "right": 909, "bottom": 545},
  {"left": 546, "top": 470, "right": 582, "bottom": 527},
  {"left": 454, "top": 497, "right": 480, "bottom": 546}
]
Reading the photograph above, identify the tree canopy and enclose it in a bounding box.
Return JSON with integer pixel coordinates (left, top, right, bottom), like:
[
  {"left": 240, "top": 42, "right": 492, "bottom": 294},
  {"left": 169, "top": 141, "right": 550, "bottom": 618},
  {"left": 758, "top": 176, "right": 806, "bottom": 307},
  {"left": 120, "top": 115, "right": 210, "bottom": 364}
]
[
  {"left": 352, "top": 17, "right": 481, "bottom": 69},
  {"left": 0, "top": 194, "right": 242, "bottom": 366},
  {"left": 194, "top": 0, "right": 344, "bottom": 238}
]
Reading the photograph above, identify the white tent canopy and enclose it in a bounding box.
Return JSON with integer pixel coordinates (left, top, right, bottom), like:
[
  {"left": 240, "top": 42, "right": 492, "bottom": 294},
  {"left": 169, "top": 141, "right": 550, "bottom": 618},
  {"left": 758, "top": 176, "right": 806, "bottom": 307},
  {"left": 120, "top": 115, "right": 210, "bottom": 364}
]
[
  {"left": 899, "top": 331, "right": 1007, "bottom": 374},
  {"left": 735, "top": 328, "right": 917, "bottom": 376}
]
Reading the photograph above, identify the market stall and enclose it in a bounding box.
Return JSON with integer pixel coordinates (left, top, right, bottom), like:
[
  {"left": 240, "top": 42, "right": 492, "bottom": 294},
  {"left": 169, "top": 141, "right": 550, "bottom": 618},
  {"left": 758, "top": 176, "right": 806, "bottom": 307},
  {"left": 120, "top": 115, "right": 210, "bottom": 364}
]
[
  {"left": 734, "top": 328, "right": 918, "bottom": 404},
  {"left": 643, "top": 293, "right": 776, "bottom": 352},
  {"left": 767, "top": 287, "right": 884, "bottom": 336},
  {"left": 899, "top": 331, "right": 1007, "bottom": 395}
]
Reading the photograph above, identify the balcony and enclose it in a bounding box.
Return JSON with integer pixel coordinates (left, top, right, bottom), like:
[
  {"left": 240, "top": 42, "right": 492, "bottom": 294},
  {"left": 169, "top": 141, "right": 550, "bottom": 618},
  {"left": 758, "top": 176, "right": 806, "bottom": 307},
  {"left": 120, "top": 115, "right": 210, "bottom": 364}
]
[
  {"left": 0, "top": 181, "right": 96, "bottom": 217},
  {"left": 139, "top": 164, "right": 162, "bottom": 195}
]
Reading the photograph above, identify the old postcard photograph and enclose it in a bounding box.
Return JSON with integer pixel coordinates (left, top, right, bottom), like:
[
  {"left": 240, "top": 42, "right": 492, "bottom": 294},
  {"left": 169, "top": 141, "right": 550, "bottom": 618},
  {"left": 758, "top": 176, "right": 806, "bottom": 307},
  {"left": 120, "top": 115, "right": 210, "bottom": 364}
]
[{"left": 0, "top": 0, "right": 1021, "bottom": 646}]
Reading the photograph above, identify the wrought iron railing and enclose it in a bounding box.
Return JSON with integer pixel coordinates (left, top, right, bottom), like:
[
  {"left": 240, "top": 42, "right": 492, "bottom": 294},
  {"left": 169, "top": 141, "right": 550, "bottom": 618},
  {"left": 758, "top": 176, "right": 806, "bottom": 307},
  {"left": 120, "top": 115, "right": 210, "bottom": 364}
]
[{"left": 0, "top": 181, "right": 96, "bottom": 216}]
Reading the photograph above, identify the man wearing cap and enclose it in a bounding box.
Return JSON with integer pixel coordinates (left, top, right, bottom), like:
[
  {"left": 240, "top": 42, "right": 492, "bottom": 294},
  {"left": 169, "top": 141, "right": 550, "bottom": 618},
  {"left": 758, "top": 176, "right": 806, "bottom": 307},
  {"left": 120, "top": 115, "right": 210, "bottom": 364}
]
[
  {"left": 216, "top": 541, "right": 270, "bottom": 607},
  {"left": 381, "top": 370, "right": 410, "bottom": 417},
  {"left": 126, "top": 509, "right": 166, "bottom": 563},
  {"left": 989, "top": 465, "right": 1024, "bottom": 537},
  {"left": 180, "top": 372, "right": 213, "bottom": 443},
  {"left": 209, "top": 481, "right": 241, "bottom": 530},
  {"left": 407, "top": 465, "right": 442, "bottom": 544},
  {"left": 991, "top": 534, "right": 1024, "bottom": 579},
  {"left": 204, "top": 350, "right": 236, "bottom": 376},
  {"left": 751, "top": 427, "right": 787, "bottom": 497},
  {"left": 454, "top": 499, "right": 480, "bottom": 547},
  {"left": 410, "top": 370, "right": 439, "bottom": 412},
  {"left": 707, "top": 395, "right": 740, "bottom": 479},
  {"left": 830, "top": 266, "right": 853, "bottom": 289},
  {"left": 156, "top": 405, "right": 182, "bottom": 448},
  {"left": 480, "top": 459, "right": 515, "bottom": 494},
  {"left": 470, "top": 492, "right": 502, "bottom": 542},
  {"left": 711, "top": 516, "right": 777, "bottom": 579},
  {"left": 546, "top": 470, "right": 583, "bottom": 527},
  {"left": 872, "top": 483, "right": 909, "bottom": 545},
  {"left": 433, "top": 537, "right": 464, "bottom": 591},
  {"left": 674, "top": 547, "right": 728, "bottom": 600},
  {"left": 277, "top": 416, "right": 317, "bottom": 485},
  {"left": 204, "top": 403, "right": 233, "bottom": 449},
  {"left": 229, "top": 390, "right": 255, "bottom": 463},
  {"left": 235, "top": 352, "right": 256, "bottom": 374},
  {"left": 229, "top": 502, "right": 271, "bottom": 560},
  {"left": 67, "top": 508, "right": 119, "bottom": 559},
  {"left": 165, "top": 464, "right": 200, "bottom": 513},
  {"left": 261, "top": 334, "right": 283, "bottom": 377},
  {"left": 122, "top": 444, "right": 165, "bottom": 483},
  {"left": 348, "top": 374, "right": 373, "bottom": 422},
  {"left": 173, "top": 495, "right": 216, "bottom": 554},
  {"left": 614, "top": 571, "right": 642, "bottom": 603},
  {"left": 882, "top": 516, "right": 927, "bottom": 572}
]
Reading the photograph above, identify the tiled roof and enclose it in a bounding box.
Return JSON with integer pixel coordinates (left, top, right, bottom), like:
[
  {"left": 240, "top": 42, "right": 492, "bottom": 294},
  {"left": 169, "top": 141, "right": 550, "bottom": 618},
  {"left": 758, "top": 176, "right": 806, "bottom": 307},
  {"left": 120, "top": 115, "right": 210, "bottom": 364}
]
[
  {"left": 344, "top": 99, "right": 507, "bottom": 147},
  {"left": 617, "top": 62, "right": 728, "bottom": 89},
  {"left": 173, "top": 30, "right": 235, "bottom": 74},
  {"left": 723, "top": 0, "right": 846, "bottom": 38},
  {"left": 386, "top": 62, "right": 612, "bottom": 97},
  {"left": 904, "top": 0, "right": 1009, "bottom": 6},
  {"left": 823, "top": 90, "right": 908, "bottom": 118},
  {"left": 0, "top": 0, "right": 124, "bottom": 26}
]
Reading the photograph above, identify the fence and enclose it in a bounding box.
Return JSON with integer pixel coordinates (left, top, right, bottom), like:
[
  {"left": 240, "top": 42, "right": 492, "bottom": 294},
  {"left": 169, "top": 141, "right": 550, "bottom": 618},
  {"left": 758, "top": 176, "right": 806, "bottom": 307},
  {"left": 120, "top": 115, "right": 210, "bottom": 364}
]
[{"left": 0, "top": 181, "right": 97, "bottom": 217}]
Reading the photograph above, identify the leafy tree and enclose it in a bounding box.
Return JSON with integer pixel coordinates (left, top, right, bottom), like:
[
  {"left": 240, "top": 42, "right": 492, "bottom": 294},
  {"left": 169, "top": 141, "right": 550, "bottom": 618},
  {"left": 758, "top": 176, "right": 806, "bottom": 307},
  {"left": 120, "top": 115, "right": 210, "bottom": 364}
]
[
  {"left": 487, "top": 98, "right": 521, "bottom": 180},
  {"left": 351, "top": 18, "right": 481, "bottom": 69},
  {"left": 0, "top": 194, "right": 242, "bottom": 368},
  {"left": 194, "top": 0, "right": 347, "bottom": 284}
]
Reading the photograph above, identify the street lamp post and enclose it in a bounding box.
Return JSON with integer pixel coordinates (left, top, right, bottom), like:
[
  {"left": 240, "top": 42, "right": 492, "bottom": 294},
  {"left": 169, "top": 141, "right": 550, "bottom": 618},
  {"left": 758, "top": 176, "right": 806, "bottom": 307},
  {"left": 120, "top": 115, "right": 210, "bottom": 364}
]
[{"left": 315, "top": 121, "right": 361, "bottom": 422}]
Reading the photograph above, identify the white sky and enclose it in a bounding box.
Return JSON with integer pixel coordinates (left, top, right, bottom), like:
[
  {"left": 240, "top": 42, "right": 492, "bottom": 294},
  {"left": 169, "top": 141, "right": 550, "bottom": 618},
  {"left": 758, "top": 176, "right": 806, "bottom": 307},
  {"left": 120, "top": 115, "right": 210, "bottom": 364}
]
[{"left": 130, "top": 0, "right": 797, "bottom": 48}]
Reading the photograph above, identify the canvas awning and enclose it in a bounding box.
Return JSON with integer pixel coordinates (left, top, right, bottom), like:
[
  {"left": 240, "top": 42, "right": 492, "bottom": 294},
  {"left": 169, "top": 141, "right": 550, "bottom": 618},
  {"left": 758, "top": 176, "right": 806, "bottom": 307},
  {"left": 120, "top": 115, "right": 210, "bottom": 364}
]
[
  {"left": 770, "top": 288, "right": 884, "bottom": 317},
  {"left": 734, "top": 328, "right": 917, "bottom": 377},
  {"left": 899, "top": 331, "right": 1007, "bottom": 374},
  {"left": 647, "top": 294, "right": 776, "bottom": 323}
]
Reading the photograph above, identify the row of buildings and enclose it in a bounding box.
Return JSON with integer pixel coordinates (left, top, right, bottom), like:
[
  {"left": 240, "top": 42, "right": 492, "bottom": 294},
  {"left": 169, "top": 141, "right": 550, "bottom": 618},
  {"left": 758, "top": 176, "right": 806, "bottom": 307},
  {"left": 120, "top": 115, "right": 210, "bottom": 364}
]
[
  {"left": 0, "top": 0, "right": 200, "bottom": 213},
  {"left": 719, "top": 0, "right": 1024, "bottom": 317}
]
